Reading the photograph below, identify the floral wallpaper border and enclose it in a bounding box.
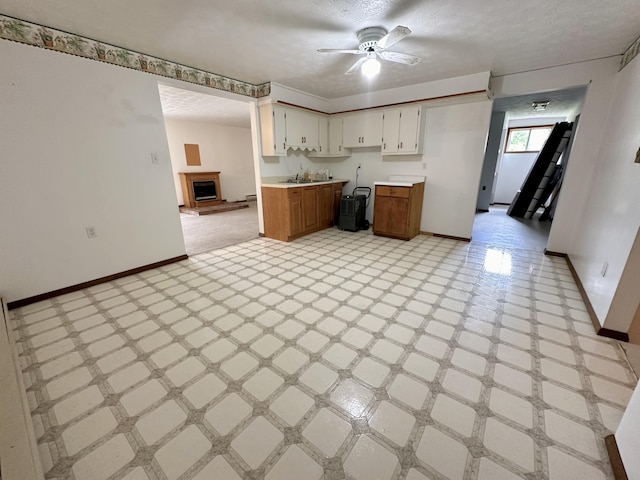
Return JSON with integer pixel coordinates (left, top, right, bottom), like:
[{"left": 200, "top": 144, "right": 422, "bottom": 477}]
[
  {"left": 620, "top": 35, "right": 640, "bottom": 71},
  {"left": 0, "top": 14, "right": 271, "bottom": 98}
]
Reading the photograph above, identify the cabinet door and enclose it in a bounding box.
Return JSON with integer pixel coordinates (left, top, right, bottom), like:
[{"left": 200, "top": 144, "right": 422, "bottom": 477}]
[
  {"left": 286, "top": 109, "right": 319, "bottom": 149},
  {"left": 361, "top": 111, "right": 383, "bottom": 146},
  {"left": 333, "top": 184, "right": 343, "bottom": 224},
  {"left": 302, "top": 186, "right": 319, "bottom": 230},
  {"left": 289, "top": 195, "right": 304, "bottom": 236},
  {"left": 398, "top": 106, "right": 421, "bottom": 153},
  {"left": 318, "top": 184, "right": 333, "bottom": 227},
  {"left": 318, "top": 116, "right": 329, "bottom": 154},
  {"left": 259, "top": 104, "right": 287, "bottom": 156},
  {"left": 373, "top": 186, "right": 413, "bottom": 238},
  {"left": 343, "top": 111, "right": 383, "bottom": 147},
  {"left": 342, "top": 115, "right": 361, "bottom": 148},
  {"left": 329, "top": 117, "right": 343, "bottom": 154},
  {"left": 382, "top": 109, "right": 401, "bottom": 154}
]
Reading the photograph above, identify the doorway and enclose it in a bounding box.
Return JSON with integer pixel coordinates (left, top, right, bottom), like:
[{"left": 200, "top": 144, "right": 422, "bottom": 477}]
[
  {"left": 472, "top": 86, "right": 587, "bottom": 251},
  {"left": 157, "top": 83, "right": 260, "bottom": 255}
]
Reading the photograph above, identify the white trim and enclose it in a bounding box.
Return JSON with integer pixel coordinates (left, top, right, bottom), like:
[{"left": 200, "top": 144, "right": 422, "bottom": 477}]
[{"left": 0, "top": 299, "right": 44, "bottom": 480}]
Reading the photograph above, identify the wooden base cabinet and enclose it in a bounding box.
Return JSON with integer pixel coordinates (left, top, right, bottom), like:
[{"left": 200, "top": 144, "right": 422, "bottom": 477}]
[
  {"left": 262, "top": 183, "right": 344, "bottom": 241},
  {"left": 373, "top": 182, "right": 424, "bottom": 240}
]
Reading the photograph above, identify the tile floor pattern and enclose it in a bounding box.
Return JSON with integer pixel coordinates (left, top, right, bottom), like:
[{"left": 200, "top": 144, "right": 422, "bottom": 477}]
[{"left": 10, "top": 229, "right": 638, "bottom": 480}]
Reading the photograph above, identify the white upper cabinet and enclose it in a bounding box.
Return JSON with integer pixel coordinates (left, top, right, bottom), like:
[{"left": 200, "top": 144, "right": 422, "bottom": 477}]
[
  {"left": 259, "top": 104, "right": 287, "bottom": 156},
  {"left": 285, "top": 108, "right": 319, "bottom": 150},
  {"left": 317, "top": 115, "right": 329, "bottom": 154},
  {"left": 329, "top": 116, "right": 345, "bottom": 155},
  {"left": 382, "top": 105, "right": 425, "bottom": 155},
  {"left": 342, "top": 111, "right": 384, "bottom": 148}
]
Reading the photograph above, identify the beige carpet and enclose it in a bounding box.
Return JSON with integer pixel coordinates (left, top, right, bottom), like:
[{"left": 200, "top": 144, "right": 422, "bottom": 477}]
[{"left": 180, "top": 201, "right": 259, "bottom": 255}]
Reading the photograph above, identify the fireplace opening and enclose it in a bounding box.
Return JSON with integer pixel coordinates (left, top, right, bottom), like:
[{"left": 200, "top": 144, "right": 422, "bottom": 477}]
[{"left": 193, "top": 180, "right": 217, "bottom": 201}]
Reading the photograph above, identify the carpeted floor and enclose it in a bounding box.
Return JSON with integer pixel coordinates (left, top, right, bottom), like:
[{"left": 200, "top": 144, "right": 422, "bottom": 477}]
[{"left": 180, "top": 201, "right": 259, "bottom": 255}]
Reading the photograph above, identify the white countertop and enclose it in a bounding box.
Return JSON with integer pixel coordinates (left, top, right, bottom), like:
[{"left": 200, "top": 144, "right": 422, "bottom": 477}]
[
  {"left": 374, "top": 175, "right": 426, "bottom": 187},
  {"left": 262, "top": 178, "right": 350, "bottom": 189}
]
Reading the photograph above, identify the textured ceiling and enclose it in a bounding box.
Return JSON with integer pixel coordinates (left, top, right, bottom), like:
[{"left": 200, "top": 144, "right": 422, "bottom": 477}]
[
  {"left": 493, "top": 86, "right": 587, "bottom": 119},
  {"left": 158, "top": 84, "right": 251, "bottom": 127},
  {"left": 2, "top": 0, "right": 639, "bottom": 98}
]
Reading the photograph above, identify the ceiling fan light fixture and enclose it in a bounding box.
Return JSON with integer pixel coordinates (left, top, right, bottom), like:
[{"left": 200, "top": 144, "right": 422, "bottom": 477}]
[{"left": 362, "top": 58, "right": 381, "bottom": 78}]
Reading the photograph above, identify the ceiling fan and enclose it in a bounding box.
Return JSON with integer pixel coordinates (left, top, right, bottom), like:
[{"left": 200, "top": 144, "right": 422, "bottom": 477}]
[{"left": 318, "top": 26, "right": 421, "bottom": 77}]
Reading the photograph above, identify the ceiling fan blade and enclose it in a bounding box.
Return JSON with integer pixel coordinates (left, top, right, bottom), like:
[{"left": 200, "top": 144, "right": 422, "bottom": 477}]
[
  {"left": 317, "top": 49, "right": 364, "bottom": 54},
  {"left": 345, "top": 57, "right": 368, "bottom": 74},
  {"left": 378, "top": 50, "right": 421, "bottom": 65},
  {"left": 376, "top": 26, "right": 412, "bottom": 49}
]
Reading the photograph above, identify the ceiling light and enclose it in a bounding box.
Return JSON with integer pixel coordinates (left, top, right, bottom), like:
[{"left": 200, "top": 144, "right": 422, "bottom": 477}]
[
  {"left": 362, "top": 58, "right": 381, "bottom": 78},
  {"left": 532, "top": 101, "right": 549, "bottom": 111}
]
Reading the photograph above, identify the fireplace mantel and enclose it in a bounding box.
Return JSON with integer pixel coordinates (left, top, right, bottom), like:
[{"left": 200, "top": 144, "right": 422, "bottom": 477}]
[{"left": 179, "top": 172, "right": 222, "bottom": 208}]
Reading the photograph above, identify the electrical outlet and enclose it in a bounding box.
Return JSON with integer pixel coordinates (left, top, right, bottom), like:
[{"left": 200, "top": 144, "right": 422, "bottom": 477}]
[
  {"left": 151, "top": 153, "right": 159, "bottom": 165},
  {"left": 601, "top": 261, "right": 608, "bottom": 277},
  {"left": 85, "top": 226, "right": 97, "bottom": 239}
]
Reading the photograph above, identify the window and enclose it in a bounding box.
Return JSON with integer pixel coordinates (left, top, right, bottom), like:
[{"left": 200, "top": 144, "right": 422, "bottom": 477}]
[{"left": 505, "top": 125, "right": 553, "bottom": 153}]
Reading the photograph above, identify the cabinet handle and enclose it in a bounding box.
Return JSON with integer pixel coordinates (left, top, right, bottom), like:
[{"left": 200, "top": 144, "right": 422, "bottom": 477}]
[
  {"left": 383, "top": 143, "right": 386, "bottom": 149},
  {"left": 339, "top": 145, "right": 342, "bottom": 151},
  {"left": 283, "top": 142, "right": 286, "bottom": 149},
  {"left": 319, "top": 146, "right": 322, "bottom": 151},
  {"left": 400, "top": 141, "right": 403, "bottom": 149}
]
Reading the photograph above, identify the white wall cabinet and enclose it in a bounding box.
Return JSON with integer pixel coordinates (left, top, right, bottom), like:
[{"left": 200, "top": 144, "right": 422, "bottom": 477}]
[
  {"left": 382, "top": 106, "right": 425, "bottom": 155},
  {"left": 307, "top": 116, "right": 350, "bottom": 158},
  {"left": 329, "top": 116, "right": 345, "bottom": 155},
  {"left": 285, "top": 108, "right": 319, "bottom": 150},
  {"left": 259, "top": 104, "right": 287, "bottom": 156},
  {"left": 342, "top": 111, "right": 384, "bottom": 148}
]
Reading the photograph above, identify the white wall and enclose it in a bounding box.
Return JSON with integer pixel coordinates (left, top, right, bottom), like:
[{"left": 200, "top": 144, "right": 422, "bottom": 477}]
[
  {"left": 493, "top": 116, "right": 566, "bottom": 204},
  {"left": 0, "top": 41, "right": 186, "bottom": 302},
  {"left": 164, "top": 119, "right": 256, "bottom": 204},
  {"left": 617, "top": 381, "right": 640, "bottom": 480},
  {"left": 257, "top": 98, "right": 493, "bottom": 239},
  {"left": 568, "top": 54, "right": 640, "bottom": 330}
]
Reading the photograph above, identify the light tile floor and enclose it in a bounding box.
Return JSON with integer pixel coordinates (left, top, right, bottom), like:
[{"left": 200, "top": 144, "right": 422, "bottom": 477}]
[
  {"left": 10, "top": 228, "right": 638, "bottom": 480},
  {"left": 472, "top": 206, "right": 551, "bottom": 252}
]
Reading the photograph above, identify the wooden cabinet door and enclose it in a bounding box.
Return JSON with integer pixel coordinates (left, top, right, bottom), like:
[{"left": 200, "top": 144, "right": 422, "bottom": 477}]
[
  {"left": 373, "top": 186, "right": 412, "bottom": 238},
  {"left": 289, "top": 195, "right": 304, "bottom": 236},
  {"left": 318, "top": 184, "right": 333, "bottom": 227},
  {"left": 333, "top": 184, "right": 343, "bottom": 223},
  {"left": 302, "top": 186, "right": 319, "bottom": 231},
  {"left": 382, "top": 108, "right": 401, "bottom": 154}
]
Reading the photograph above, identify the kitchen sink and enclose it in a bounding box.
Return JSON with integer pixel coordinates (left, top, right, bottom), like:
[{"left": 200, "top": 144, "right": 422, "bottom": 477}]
[{"left": 279, "top": 179, "right": 323, "bottom": 184}]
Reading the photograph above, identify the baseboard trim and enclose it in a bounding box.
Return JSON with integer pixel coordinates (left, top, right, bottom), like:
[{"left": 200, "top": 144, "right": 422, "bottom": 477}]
[
  {"left": 432, "top": 233, "right": 471, "bottom": 242},
  {"left": 598, "top": 328, "right": 630, "bottom": 342},
  {"left": 605, "top": 434, "right": 629, "bottom": 480},
  {"left": 560, "top": 254, "right": 629, "bottom": 342},
  {"left": 7, "top": 254, "right": 189, "bottom": 310},
  {"left": 543, "top": 249, "right": 567, "bottom": 257}
]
